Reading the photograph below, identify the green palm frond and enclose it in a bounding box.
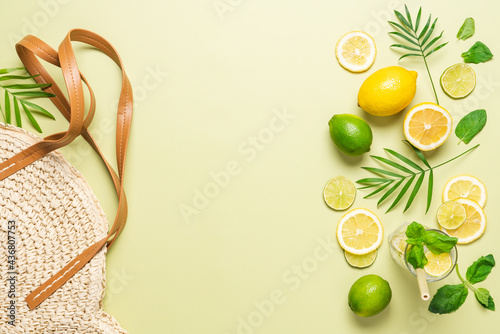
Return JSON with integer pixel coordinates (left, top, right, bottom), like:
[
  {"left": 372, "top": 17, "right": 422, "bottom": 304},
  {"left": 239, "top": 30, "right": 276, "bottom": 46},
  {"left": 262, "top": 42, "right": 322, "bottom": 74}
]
[
  {"left": 0, "top": 67, "right": 55, "bottom": 133},
  {"left": 357, "top": 142, "right": 479, "bottom": 214},
  {"left": 389, "top": 5, "right": 447, "bottom": 105}
]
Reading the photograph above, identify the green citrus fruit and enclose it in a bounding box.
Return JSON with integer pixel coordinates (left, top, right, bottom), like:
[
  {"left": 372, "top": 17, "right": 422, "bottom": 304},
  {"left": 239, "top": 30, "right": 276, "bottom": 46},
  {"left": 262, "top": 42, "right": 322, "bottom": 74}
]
[
  {"left": 348, "top": 274, "right": 392, "bottom": 317},
  {"left": 328, "top": 114, "right": 373, "bottom": 157}
]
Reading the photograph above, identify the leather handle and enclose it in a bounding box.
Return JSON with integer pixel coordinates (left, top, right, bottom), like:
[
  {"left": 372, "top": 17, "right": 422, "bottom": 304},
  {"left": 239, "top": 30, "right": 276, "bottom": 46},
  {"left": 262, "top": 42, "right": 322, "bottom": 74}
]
[{"left": 6, "top": 29, "right": 133, "bottom": 310}]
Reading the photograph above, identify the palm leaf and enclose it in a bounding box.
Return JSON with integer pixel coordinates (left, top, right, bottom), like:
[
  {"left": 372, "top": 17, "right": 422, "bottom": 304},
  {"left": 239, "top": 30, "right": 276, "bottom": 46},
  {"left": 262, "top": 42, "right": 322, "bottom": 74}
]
[
  {"left": 390, "top": 44, "right": 421, "bottom": 52},
  {"left": 0, "top": 67, "right": 56, "bottom": 132},
  {"left": 384, "top": 148, "right": 424, "bottom": 171},
  {"left": 13, "top": 97, "right": 21, "bottom": 128},
  {"left": 20, "top": 101, "right": 42, "bottom": 133},
  {"left": 356, "top": 177, "right": 391, "bottom": 184},
  {"left": 426, "top": 42, "right": 448, "bottom": 57},
  {"left": 377, "top": 178, "right": 405, "bottom": 206},
  {"left": 386, "top": 175, "right": 416, "bottom": 213},
  {"left": 404, "top": 173, "right": 425, "bottom": 212},
  {"left": 4, "top": 90, "right": 10, "bottom": 124},
  {"left": 388, "top": 7, "right": 446, "bottom": 105},
  {"left": 357, "top": 144, "right": 478, "bottom": 213},
  {"left": 371, "top": 155, "right": 415, "bottom": 174},
  {"left": 426, "top": 169, "right": 434, "bottom": 213},
  {"left": 364, "top": 181, "right": 394, "bottom": 199},
  {"left": 361, "top": 167, "right": 403, "bottom": 178},
  {"left": 0, "top": 67, "right": 24, "bottom": 75}
]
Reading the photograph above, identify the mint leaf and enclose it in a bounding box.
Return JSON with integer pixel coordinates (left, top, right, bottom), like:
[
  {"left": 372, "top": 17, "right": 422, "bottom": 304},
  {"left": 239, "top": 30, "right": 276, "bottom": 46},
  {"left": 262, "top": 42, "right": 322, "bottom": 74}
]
[
  {"left": 482, "top": 295, "right": 495, "bottom": 311},
  {"left": 421, "top": 230, "right": 458, "bottom": 254},
  {"left": 455, "top": 109, "right": 487, "bottom": 144},
  {"left": 429, "top": 284, "right": 468, "bottom": 314},
  {"left": 475, "top": 288, "right": 490, "bottom": 307},
  {"left": 466, "top": 254, "right": 495, "bottom": 284},
  {"left": 457, "top": 18, "right": 475, "bottom": 40},
  {"left": 406, "top": 243, "right": 427, "bottom": 269},
  {"left": 461, "top": 41, "right": 493, "bottom": 64},
  {"left": 405, "top": 221, "right": 425, "bottom": 239}
]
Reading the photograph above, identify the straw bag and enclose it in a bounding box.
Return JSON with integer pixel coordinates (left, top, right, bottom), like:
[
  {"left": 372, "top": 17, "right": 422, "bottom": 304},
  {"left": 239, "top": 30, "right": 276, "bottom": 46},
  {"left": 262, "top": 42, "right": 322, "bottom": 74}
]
[{"left": 0, "top": 29, "right": 132, "bottom": 333}]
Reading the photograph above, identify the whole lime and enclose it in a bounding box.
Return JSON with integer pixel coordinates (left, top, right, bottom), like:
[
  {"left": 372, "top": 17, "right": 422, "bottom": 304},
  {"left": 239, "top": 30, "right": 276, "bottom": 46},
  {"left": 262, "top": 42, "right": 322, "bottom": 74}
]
[
  {"left": 328, "top": 114, "right": 373, "bottom": 157},
  {"left": 348, "top": 274, "right": 392, "bottom": 317}
]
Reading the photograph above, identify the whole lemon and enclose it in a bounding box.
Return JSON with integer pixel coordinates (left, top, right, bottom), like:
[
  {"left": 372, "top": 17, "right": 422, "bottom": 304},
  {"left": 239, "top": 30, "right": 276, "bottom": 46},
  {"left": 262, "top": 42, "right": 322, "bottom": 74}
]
[
  {"left": 328, "top": 114, "right": 372, "bottom": 157},
  {"left": 348, "top": 274, "right": 392, "bottom": 317},
  {"left": 358, "top": 66, "right": 418, "bottom": 116}
]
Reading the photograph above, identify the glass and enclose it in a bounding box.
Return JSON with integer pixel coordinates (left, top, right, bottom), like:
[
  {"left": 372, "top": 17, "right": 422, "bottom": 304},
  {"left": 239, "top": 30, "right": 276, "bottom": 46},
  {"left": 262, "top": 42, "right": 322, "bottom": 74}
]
[{"left": 388, "top": 222, "right": 458, "bottom": 282}]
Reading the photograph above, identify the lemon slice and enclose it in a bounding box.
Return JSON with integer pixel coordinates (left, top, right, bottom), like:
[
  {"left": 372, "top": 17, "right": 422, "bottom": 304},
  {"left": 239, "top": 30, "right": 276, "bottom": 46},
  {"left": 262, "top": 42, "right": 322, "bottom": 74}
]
[
  {"left": 441, "top": 198, "right": 486, "bottom": 244},
  {"left": 344, "top": 250, "right": 377, "bottom": 268},
  {"left": 440, "top": 63, "right": 476, "bottom": 99},
  {"left": 403, "top": 102, "right": 453, "bottom": 151},
  {"left": 437, "top": 201, "right": 466, "bottom": 229},
  {"left": 323, "top": 176, "right": 356, "bottom": 210},
  {"left": 336, "top": 208, "right": 383, "bottom": 255},
  {"left": 442, "top": 175, "right": 487, "bottom": 208},
  {"left": 390, "top": 235, "right": 407, "bottom": 255},
  {"left": 424, "top": 251, "right": 453, "bottom": 277},
  {"left": 335, "top": 31, "right": 376, "bottom": 73}
]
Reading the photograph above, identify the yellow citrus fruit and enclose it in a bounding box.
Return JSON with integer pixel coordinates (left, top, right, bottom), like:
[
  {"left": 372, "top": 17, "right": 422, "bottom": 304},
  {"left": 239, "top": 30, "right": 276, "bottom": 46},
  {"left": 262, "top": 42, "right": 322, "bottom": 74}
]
[
  {"left": 348, "top": 274, "right": 391, "bottom": 317},
  {"left": 403, "top": 102, "right": 453, "bottom": 151},
  {"left": 442, "top": 175, "right": 487, "bottom": 208},
  {"left": 441, "top": 198, "right": 486, "bottom": 244},
  {"left": 424, "top": 251, "right": 453, "bottom": 277},
  {"left": 323, "top": 176, "right": 357, "bottom": 210},
  {"left": 335, "top": 31, "right": 376, "bottom": 73},
  {"left": 440, "top": 63, "right": 476, "bottom": 99},
  {"left": 437, "top": 200, "right": 466, "bottom": 230},
  {"left": 358, "top": 66, "right": 417, "bottom": 116},
  {"left": 344, "top": 250, "right": 377, "bottom": 268},
  {"left": 336, "top": 208, "right": 383, "bottom": 255}
]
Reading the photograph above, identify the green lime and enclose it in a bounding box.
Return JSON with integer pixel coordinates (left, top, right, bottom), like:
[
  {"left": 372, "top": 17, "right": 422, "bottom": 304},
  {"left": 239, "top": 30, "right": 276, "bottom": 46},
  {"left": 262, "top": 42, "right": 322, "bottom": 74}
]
[
  {"left": 328, "top": 114, "right": 372, "bottom": 156},
  {"left": 348, "top": 274, "right": 391, "bottom": 317}
]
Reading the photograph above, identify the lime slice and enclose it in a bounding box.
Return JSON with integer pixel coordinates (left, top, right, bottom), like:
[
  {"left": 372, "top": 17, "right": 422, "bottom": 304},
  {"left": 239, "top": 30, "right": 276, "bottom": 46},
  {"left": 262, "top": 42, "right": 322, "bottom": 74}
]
[
  {"left": 437, "top": 200, "right": 466, "bottom": 229},
  {"left": 424, "top": 251, "right": 453, "bottom": 277},
  {"left": 440, "top": 63, "right": 476, "bottom": 99},
  {"left": 323, "top": 176, "right": 356, "bottom": 210},
  {"left": 344, "top": 250, "right": 377, "bottom": 268}
]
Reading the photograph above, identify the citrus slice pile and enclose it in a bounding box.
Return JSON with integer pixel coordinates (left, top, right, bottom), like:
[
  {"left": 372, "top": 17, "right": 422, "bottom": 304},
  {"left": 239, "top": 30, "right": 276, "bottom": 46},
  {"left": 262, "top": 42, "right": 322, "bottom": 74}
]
[
  {"left": 335, "top": 31, "right": 376, "bottom": 73},
  {"left": 323, "top": 176, "right": 357, "bottom": 210},
  {"left": 423, "top": 251, "right": 453, "bottom": 277},
  {"left": 441, "top": 198, "right": 486, "bottom": 244},
  {"left": 437, "top": 200, "right": 466, "bottom": 229},
  {"left": 403, "top": 102, "right": 453, "bottom": 151},
  {"left": 443, "top": 175, "right": 487, "bottom": 208},
  {"left": 440, "top": 63, "right": 476, "bottom": 99},
  {"left": 337, "top": 208, "right": 383, "bottom": 255}
]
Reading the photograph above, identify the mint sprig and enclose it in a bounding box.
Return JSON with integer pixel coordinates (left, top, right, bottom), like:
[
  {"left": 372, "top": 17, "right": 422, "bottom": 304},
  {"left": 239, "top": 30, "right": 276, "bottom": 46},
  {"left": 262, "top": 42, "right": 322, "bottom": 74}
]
[
  {"left": 429, "top": 255, "right": 496, "bottom": 314},
  {"left": 404, "top": 222, "right": 458, "bottom": 270}
]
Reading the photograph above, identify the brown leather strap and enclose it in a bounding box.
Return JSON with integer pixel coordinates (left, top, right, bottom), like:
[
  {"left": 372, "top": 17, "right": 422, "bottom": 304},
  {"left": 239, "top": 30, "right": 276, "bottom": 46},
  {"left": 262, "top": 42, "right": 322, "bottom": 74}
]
[{"left": 3, "top": 29, "right": 133, "bottom": 310}]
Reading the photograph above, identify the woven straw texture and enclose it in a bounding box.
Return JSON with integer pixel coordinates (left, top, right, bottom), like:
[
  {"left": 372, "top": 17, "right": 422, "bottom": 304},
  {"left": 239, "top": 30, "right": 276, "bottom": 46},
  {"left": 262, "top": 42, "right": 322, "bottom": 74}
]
[{"left": 0, "top": 125, "right": 125, "bottom": 333}]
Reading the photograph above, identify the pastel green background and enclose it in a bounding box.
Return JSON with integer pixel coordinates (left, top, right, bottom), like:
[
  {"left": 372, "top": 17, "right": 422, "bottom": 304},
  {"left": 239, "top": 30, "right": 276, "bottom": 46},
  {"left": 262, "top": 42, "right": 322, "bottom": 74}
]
[{"left": 2, "top": 0, "right": 500, "bottom": 333}]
